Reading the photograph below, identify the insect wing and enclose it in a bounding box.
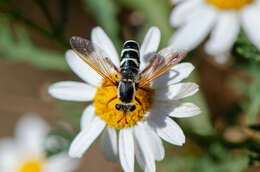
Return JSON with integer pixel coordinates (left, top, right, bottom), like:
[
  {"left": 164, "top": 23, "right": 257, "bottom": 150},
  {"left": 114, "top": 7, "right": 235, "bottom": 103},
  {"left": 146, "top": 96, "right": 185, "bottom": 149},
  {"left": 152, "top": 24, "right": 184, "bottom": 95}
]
[
  {"left": 138, "top": 47, "right": 186, "bottom": 87},
  {"left": 70, "top": 36, "right": 118, "bottom": 84}
]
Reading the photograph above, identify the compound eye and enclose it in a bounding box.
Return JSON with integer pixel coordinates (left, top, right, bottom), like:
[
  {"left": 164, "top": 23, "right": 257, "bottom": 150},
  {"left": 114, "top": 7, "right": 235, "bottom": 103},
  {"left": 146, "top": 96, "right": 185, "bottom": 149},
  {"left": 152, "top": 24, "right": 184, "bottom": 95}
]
[
  {"left": 129, "top": 105, "right": 136, "bottom": 112},
  {"left": 115, "top": 104, "right": 121, "bottom": 111}
]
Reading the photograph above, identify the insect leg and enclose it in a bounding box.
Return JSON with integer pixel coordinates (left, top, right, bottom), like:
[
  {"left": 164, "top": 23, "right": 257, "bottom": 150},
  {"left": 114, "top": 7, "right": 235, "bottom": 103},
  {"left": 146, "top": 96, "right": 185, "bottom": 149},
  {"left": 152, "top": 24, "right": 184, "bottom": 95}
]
[
  {"left": 117, "top": 112, "right": 128, "bottom": 124},
  {"left": 106, "top": 96, "right": 117, "bottom": 108},
  {"left": 139, "top": 87, "right": 153, "bottom": 93},
  {"left": 135, "top": 97, "right": 145, "bottom": 114},
  {"left": 105, "top": 57, "right": 120, "bottom": 73},
  {"left": 103, "top": 84, "right": 114, "bottom": 87}
]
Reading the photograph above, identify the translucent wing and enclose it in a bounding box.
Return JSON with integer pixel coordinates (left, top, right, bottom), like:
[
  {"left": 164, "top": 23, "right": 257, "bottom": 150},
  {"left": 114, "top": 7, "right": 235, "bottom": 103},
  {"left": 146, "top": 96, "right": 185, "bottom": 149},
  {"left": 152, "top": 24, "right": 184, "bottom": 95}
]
[
  {"left": 70, "top": 36, "right": 119, "bottom": 85},
  {"left": 138, "top": 47, "right": 186, "bottom": 88}
]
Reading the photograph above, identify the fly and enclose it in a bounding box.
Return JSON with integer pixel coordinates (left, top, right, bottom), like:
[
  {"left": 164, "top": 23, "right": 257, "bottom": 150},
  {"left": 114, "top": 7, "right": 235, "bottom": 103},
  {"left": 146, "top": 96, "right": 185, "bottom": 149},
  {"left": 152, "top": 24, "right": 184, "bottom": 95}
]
[{"left": 70, "top": 36, "right": 186, "bottom": 121}]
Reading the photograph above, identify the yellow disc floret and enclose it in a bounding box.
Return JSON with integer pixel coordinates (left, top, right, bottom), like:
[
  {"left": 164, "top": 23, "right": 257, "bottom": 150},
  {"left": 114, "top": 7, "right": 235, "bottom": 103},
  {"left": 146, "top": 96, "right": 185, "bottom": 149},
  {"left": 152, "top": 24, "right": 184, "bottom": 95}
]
[
  {"left": 18, "top": 160, "right": 43, "bottom": 172},
  {"left": 206, "top": 0, "right": 253, "bottom": 10},
  {"left": 94, "top": 75, "right": 154, "bottom": 130}
]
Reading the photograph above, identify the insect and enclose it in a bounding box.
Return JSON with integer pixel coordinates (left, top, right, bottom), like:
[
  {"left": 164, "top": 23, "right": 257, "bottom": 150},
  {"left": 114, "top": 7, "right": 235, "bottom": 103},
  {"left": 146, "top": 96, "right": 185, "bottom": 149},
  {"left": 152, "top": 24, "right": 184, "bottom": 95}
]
[{"left": 70, "top": 36, "right": 186, "bottom": 122}]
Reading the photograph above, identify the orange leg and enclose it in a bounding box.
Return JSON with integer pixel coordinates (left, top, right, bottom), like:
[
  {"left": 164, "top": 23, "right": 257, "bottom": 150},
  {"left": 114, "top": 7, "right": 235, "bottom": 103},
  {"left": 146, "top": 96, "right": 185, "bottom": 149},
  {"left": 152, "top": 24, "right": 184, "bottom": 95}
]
[
  {"left": 117, "top": 112, "right": 128, "bottom": 124},
  {"left": 103, "top": 84, "right": 114, "bottom": 87},
  {"left": 135, "top": 97, "right": 144, "bottom": 114},
  {"left": 106, "top": 96, "right": 117, "bottom": 108},
  {"left": 139, "top": 87, "right": 153, "bottom": 93}
]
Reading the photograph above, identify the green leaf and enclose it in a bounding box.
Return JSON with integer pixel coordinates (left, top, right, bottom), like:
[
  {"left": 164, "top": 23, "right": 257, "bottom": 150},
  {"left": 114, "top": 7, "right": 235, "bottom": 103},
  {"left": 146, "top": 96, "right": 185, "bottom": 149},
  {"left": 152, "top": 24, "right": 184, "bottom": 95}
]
[
  {"left": 159, "top": 145, "right": 249, "bottom": 172},
  {"left": 0, "top": 16, "right": 68, "bottom": 71},
  {"left": 233, "top": 31, "right": 260, "bottom": 63},
  {"left": 230, "top": 63, "right": 260, "bottom": 124}
]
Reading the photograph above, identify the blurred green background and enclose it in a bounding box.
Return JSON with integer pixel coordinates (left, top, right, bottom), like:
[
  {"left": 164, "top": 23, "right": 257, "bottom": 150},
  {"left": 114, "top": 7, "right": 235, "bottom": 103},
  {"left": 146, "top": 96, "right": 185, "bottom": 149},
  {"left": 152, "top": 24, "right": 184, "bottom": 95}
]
[{"left": 0, "top": 0, "right": 259, "bottom": 171}]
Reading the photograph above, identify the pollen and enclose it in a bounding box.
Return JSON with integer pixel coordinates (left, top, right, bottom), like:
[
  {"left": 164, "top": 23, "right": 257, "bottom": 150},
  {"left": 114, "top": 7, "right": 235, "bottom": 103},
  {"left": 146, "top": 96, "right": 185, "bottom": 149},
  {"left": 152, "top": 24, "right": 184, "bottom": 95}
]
[
  {"left": 206, "top": 0, "right": 253, "bottom": 10},
  {"left": 18, "top": 160, "right": 43, "bottom": 172},
  {"left": 94, "top": 75, "right": 154, "bottom": 130}
]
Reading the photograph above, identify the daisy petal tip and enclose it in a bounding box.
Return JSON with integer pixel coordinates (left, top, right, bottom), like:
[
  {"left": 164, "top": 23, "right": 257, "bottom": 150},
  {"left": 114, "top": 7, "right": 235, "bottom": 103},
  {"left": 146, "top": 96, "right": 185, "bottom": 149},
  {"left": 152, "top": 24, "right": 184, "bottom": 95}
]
[
  {"left": 48, "top": 84, "right": 56, "bottom": 97},
  {"left": 92, "top": 26, "right": 103, "bottom": 32},
  {"left": 68, "top": 151, "right": 82, "bottom": 159},
  {"left": 176, "top": 136, "right": 186, "bottom": 146},
  {"left": 186, "top": 62, "right": 195, "bottom": 71},
  {"left": 91, "top": 26, "right": 119, "bottom": 66},
  {"left": 179, "top": 141, "right": 185, "bottom": 146},
  {"left": 193, "top": 83, "right": 200, "bottom": 91},
  {"left": 65, "top": 50, "right": 79, "bottom": 65},
  {"left": 170, "top": 0, "right": 181, "bottom": 4},
  {"left": 141, "top": 26, "right": 161, "bottom": 52},
  {"left": 65, "top": 49, "right": 75, "bottom": 58},
  {"left": 170, "top": 102, "right": 201, "bottom": 118},
  {"left": 149, "top": 26, "right": 161, "bottom": 35},
  {"left": 48, "top": 83, "right": 67, "bottom": 100},
  {"left": 68, "top": 144, "right": 85, "bottom": 159}
]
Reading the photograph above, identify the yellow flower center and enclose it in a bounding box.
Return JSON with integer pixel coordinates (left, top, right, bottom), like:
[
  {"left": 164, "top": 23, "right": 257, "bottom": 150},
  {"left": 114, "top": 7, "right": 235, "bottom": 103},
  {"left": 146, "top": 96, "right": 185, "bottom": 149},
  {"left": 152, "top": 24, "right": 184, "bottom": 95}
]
[
  {"left": 94, "top": 75, "right": 154, "bottom": 130},
  {"left": 206, "top": 0, "right": 253, "bottom": 10},
  {"left": 18, "top": 160, "right": 43, "bottom": 172}
]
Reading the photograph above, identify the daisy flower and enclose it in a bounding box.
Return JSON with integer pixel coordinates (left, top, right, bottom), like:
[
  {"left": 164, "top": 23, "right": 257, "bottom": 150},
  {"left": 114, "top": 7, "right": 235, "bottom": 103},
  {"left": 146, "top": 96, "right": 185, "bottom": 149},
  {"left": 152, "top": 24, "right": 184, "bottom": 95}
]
[
  {"left": 48, "top": 26, "right": 201, "bottom": 172},
  {"left": 0, "top": 114, "right": 79, "bottom": 172},
  {"left": 169, "top": 0, "right": 260, "bottom": 63}
]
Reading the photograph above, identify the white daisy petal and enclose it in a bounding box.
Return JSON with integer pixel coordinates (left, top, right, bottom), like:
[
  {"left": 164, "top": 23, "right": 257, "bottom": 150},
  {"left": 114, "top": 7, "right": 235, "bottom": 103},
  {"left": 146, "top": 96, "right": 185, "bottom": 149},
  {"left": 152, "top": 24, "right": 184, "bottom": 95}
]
[
  {"left": 91, "top": 27, "right": 120, "bottom": 67},
  {"left": 65, "top": 50, "right": 102, "bottom": 86},
  {"left": 101, "top": 127, "right": 118, "bottom": 162},
  {"left": 45, "top": 153, "right": 79, "bottom": 172},
  {"left": 152, "top": 63, "right": 195, "bottom": 89},
  {"left": 169, "top": 5, "right": 216, "bottom": 51},
  {"left": 80, "top": 105, "right": 95, "bottom": 130},
  {"left": 205, "top": 12, "right": 240, "bottom": 56},
  {"left": 119, "top": 128, "right": 134, "bottom": 172},
  {"left": 170, "top": 0, "right": 202, "bottom": 27},
  {"left": 169, "top": 63, "right": 195, "bottom": 83},
  {"left": 155, "top": 82, "right": 199, "bottom": 101},
  {"left": 242, "top": 6, "right": 260, "bottom": 50},
  {"left": 170, "top": 0, "right": 183, "bottom": 4},
  {"left": 140, "top": 27, "right": 161, "bottom": 70},
  {"left": 135, "top": 144, "right": 146, "bottom": 171},
  {"left": 149, "top": 101, "right": 180, "bottom": 120},
  {"left": 69, "top": 116, "right": 106, "bottom": 158},
  {"left": 15, "top": 114, "right": 49, "bottom": 153},
  {"left": 48, "top": 81, "right": 96, "bottom": 102},
  {"left": 169, "top": 102, "right": 201, "bottom": 118},
  {"left": 0, "top": 138, "right": 18, "bottom": 172},
  {"left": 213, "top": 52, "right": 230, "bottom": 64},
  {"left": 151, "top": 116, "right": 185, "bottom": 146},
  {"left": 134, "top": 125, "right": 155, "bottom": 172},
  {"left": 143, "top": 124, "right": 165, "bottom": 161}
]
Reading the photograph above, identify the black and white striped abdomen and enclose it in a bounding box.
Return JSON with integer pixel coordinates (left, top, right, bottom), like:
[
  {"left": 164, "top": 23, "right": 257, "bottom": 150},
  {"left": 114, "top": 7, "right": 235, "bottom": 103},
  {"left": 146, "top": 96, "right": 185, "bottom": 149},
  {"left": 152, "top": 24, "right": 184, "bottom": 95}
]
[{"left": 120, "top": 40, "right": 140, "bottom": 76}]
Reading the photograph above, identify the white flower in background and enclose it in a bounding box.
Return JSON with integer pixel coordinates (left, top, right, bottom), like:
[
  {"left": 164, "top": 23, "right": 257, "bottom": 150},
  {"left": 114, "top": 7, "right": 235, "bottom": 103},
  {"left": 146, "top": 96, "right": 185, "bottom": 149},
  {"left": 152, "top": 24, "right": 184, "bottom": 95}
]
[
  {"left": 169, "top": 0, "right": 260, "bottom": 63},
  {"left": 49, "top": 26, "right": 201, "bottom": 172},
  {"left": 0, "top": 115, "right": 79, "bottom": 172}
]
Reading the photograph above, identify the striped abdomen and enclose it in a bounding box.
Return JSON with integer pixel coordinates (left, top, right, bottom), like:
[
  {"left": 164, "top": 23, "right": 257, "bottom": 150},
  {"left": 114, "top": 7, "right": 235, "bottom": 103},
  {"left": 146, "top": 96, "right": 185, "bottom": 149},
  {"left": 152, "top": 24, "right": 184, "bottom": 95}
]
[
  {"left": 117, "top": 40, "right": 140, "bottom": 104},
  {"left": 120, "top": 40, "right": 140, "bottom": 79}
]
